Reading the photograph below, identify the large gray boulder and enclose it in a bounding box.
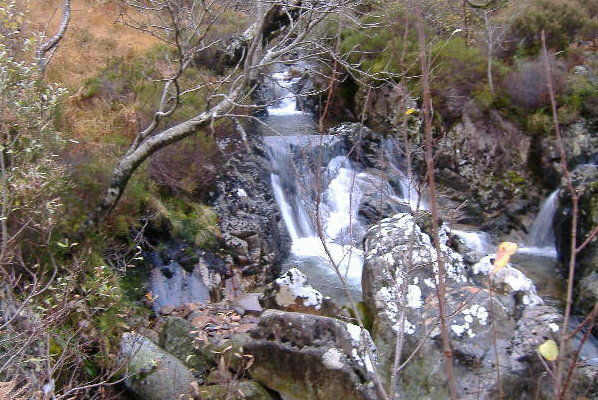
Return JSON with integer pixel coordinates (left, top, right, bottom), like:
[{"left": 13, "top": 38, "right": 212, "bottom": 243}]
[
  {"left": 119, "top": 332, "right": 196, "bottom": 400},
  {"left": 362, "top": 213, "right": 569, "bottom": 399},
  {"left": 244, "top": 310, "right": 380, "bottom": 400}
]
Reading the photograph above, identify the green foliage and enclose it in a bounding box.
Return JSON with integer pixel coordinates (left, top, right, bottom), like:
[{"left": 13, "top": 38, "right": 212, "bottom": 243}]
[
  {"left": 506, "top": 0, "right": 594, "bottom": 55},
  {"left": 562, "top": 68, "right": 598, "bottom": 119},
  {"left": 340, "top": 5, "right": 419, "bottom": 80},
  {"left": 148, "top": 195, "right": 220, "bottom": 249},
  {"left": 526, "top": 112, "right": 552, "bottom": 135}
]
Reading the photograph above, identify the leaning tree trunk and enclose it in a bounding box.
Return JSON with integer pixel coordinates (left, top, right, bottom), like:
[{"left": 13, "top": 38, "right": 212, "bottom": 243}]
[{"left": 86, "top": 101, "right": 233, "bottom": 229}]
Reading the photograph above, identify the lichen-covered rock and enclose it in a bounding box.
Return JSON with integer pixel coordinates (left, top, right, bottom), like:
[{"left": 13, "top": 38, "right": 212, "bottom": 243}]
[
  {"left": 245, "top": 310, "right": 379, "bottom": 400},
  {"left": 260, "top": 268, "right": 337, "bottom": 316},
  {"left": 119, "top": 332, "right": 196, "bottom": 400},
  {"left": 362, "top": 213, "right": 572, "bottom": 399}
]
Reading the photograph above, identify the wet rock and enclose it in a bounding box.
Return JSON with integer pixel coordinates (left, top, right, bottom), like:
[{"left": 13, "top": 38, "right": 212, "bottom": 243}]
[
  {"left": 245, "top": 310, "right": 379, "bottom": 400},
  {"left": 213, "top": 130, "right": 290, "bottom": 286},
  {"left": 260, "top": 268, "right": 338, "bottom": 316},
  {"left": 119, "top": 333, "right": 196, "bottom": 400},
  {"left": 357, "top": 171, "right": 411, "bottom": 226},
  {"left": 147, "top": 246, "right": 229, "bottom": 312},
  {"left": 148, "top": 262, "right": 210, "bottom": 314}
]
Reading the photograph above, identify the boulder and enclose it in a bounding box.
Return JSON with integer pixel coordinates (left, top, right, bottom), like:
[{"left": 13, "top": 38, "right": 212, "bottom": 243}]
[
  {"left": 159, "top": 317, "right": 213, "bottom": 383},
  {"left": 119, "top": 332, "right": 196, "bottom": 400},
  {"left": 198, "top": 381, "right": 274, "bottom": 400},
  {"left": 260, "top": 268, "right": 338, "bottom": 316},
  {"left": 362, "top": 213, "right": 573, "bottom": 399},
  {"left": 245, "top": 310, "right": 379, "bottom": 400}
]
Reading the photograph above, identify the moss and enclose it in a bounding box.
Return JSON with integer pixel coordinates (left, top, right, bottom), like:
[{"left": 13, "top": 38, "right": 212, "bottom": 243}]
[{"left": 148, "top": 195, "right": 221, "bottom": 249}]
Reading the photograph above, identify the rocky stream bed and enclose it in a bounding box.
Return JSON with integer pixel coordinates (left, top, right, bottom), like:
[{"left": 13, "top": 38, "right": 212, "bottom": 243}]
[{"left": 122, "top": 65, "right": 598, "bottom": 400}]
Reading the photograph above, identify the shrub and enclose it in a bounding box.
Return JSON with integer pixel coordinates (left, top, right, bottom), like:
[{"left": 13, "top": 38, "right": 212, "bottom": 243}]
[
  {"left": 503, "top": 54, "right": 565, "bottom": 111},
  {"left": 505, "top": 0, "right": 593, "bottom": 55}
]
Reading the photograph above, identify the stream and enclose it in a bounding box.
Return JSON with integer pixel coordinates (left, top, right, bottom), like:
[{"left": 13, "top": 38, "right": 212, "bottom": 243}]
[{"left": 261, "top": 65, "right": 597, "bottom": 363}]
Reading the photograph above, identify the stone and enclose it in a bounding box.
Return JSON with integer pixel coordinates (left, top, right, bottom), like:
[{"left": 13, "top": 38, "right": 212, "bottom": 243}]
[
  {"left": 260, "top": 268, "right": 338, "bottom": 316},
  {"left": 230, "top": 293, "right": 263, "bottom": 315},
  {"left": 159, "top": 317, "right": 213, "bottom": 383},
  {"left": 119, "top": 332, "right": 196, "bottom": 400},
  {"left": 198, "top": 381, "right": 275, "bottom": 400},
  {"left": 212, "top": 128, "right": 291, "bottom": 286},
  {"left": 245, "top": 310, "right": 379, "bottom": 400},
  {"left": 361, "top": 213, "right": 575, "bottom": 399},
  {"left": 553, "top": 164, "right": 598, "bottom": 331}
]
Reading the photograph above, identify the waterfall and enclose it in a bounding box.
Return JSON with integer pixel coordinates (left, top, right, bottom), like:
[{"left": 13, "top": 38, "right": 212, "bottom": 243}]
[
  {"left": 263, "top": 69, "right": 369, "bottom": 291},
  {"left": 528, "top": 190, "right": 559, "bottom": 247},
  {"left": 262, "top": 67, "right": 429, "bottom": 296},
  {"left": 520, "top": 190, "right": 559, "bottom": 258}
]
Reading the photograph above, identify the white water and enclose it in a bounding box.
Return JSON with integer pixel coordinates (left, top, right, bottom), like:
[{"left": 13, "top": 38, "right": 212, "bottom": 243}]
[
  {"left": 268, "top": 72, "right": 304, "bottom": 116},
  {"left": 449, "top": 228, "right": 494, "bottom": 254},
  {"left": 522, "top": 190, "right": 560, "bottom": 258},
  {"left": 264, "top": 70, "right": 366, "bottom": 291}
]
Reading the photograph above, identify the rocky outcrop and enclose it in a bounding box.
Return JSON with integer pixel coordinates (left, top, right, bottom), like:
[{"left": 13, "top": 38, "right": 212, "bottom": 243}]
[
  {"left": 362, "top": 213, "right": 572, "bottom": 399},
  {"left": 245, "top": 310, "right": 380, "bottom": 400},
  {"left": 213, "top": 128, "right": 291, "bottom": 287},
  {"left": 354, "top": 82, "right": 418, "bottom": 132},
  {"left": 119, "top": 332, "right": 196, "bottom": 400},
  {"left": 554, "top": 164, "right": 598, "bottom": 328}
]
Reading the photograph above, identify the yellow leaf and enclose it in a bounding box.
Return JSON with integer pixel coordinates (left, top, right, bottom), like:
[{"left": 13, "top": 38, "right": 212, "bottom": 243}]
[
  {"left": 538, "top": 339, "right": 558, "bottom": 361},
  {"left": 491, "top": 242, "right": 518, "bottom": 274},
  {"left": 406, "top": 108, "right": 416, "bottom": 115}
]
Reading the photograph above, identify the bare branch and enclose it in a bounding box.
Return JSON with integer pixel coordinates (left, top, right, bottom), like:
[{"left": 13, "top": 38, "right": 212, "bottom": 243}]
[{"left": 36, "top": 0, "right": 71, "bottom": 74}]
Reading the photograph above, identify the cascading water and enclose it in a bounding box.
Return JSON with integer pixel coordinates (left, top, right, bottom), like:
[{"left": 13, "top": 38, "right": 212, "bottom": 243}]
[
  {"left": 520, "top": 190, "right": 559, "bottom": 258},
  {"left": 527, "top": 190, "right": 559, "bottom": 247},
  {"left": 262, "top": 68, "right": 414, "bottom": 299}
]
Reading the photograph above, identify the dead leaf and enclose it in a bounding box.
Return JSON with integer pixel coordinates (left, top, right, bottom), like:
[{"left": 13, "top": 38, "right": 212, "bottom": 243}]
[{"left": 491, "top": 242, "right": 518, "bottom": 274}]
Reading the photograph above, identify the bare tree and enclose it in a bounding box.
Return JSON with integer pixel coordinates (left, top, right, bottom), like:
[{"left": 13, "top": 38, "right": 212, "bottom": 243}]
[
  {"left": 86, "top": 0, "right": 363, "bottom": 227},
  {"left": 36, "top": 0, "right": 71, "bottom": 74},
  {"left": 465, "top": 0, "right": 508, "bottom": 98}
]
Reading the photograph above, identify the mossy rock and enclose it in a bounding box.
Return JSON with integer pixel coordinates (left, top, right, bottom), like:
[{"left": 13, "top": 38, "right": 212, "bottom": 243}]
[
  {"left": 198, "top": 381, "right": 274, "bottom": 400},
  {"left": 119, "top": 333, "right": 196, "bottom": 400},
  {"left": 160, "top": 317, "right": 214, "bottom": 383}
]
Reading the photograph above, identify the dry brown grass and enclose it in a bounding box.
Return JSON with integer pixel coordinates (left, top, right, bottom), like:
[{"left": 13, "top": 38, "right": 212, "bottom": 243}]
[
  {"left": 0, "top": 381, "right": 29, "bottom": 400},
  {"left": 25, "top": 0, "right": 158, "bottom": 89},
  {"left": 16, "top": 0, "right": 159, "bottom": 143}
]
